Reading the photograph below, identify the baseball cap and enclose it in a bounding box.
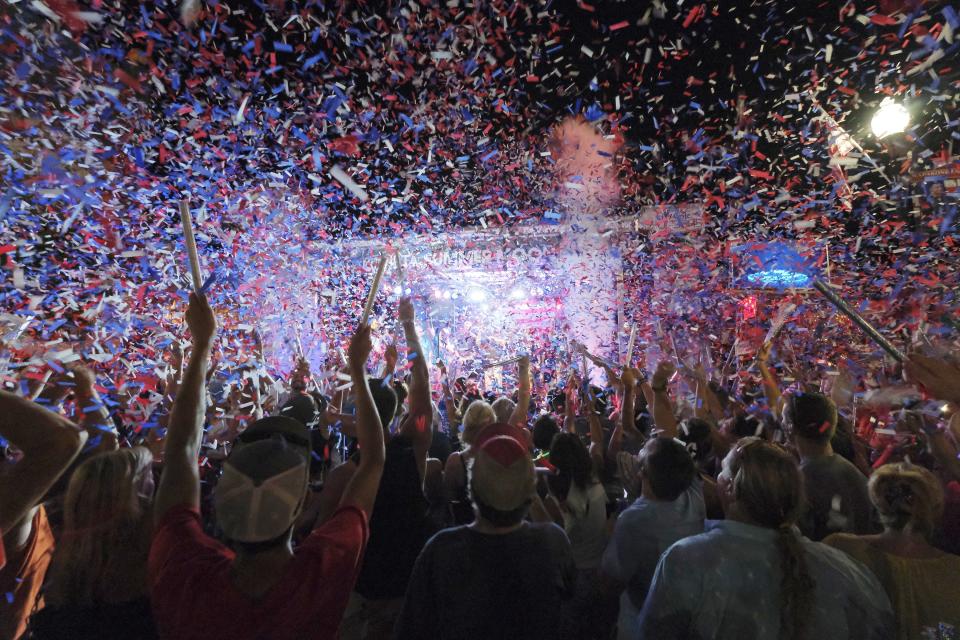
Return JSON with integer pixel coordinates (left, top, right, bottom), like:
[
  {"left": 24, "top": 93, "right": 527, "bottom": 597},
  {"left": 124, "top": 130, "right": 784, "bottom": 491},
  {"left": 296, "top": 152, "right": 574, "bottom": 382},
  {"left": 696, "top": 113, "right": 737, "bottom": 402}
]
[
  {"left": 215, "top": 436, "right": 308, "bottom": 543},
  {"left": 469, "top": 423, "right": 535, "bottom": 512},
  {"left": 235, "top": 415, "right": 311, "bottom": 461}
]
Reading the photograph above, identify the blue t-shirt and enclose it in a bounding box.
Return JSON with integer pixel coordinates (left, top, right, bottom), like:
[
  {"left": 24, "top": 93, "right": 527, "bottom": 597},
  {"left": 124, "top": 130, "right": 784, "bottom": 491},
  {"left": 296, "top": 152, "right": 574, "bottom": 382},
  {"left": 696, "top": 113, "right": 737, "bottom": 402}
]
[{"left": 638, "top": 520, "right": 894, "bottom": 640}]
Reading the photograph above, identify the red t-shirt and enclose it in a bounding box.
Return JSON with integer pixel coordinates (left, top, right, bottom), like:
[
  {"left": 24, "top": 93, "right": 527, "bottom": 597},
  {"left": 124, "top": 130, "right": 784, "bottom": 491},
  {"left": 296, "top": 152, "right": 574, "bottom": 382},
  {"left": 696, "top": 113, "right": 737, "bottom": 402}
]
[{"left": 148, "top": 504, "right": 369, "bottom": 640}]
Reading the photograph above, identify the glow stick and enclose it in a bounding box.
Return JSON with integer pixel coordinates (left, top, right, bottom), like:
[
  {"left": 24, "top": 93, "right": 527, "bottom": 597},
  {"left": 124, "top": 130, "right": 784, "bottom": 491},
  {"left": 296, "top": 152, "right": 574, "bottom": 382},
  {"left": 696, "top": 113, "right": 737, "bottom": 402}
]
[
  {"left": 625, "top": 325, "right": 637, "bottom": 366},
  {"left": 29, "top": 370, "right": 53, "bottom": 401},
  {"left": 571, "top": 339, "right": 618, "bottom": 371},
  {"left": 179, "top": 200, "right": 203, "bottom": 292},
  {"left": 395, "top": 252, "right": 406, "bottom": 290},
  {"left": 361, "top": 252, "right": 388, "bottom": 326},
  {"left": 294, "top": 327, "right": 305, "bottom": 358},
  {"left": 764, "top": 303, "right": 796, "bottom": 346},
  {"left": 812, "top": 280, "right": 904, "bottom": 362},
  {"left": 481, "top": 354, "right": 526, "bottom": 371},
  {"left": 330, "top": 164, "right": 369, "bottom": 201}
]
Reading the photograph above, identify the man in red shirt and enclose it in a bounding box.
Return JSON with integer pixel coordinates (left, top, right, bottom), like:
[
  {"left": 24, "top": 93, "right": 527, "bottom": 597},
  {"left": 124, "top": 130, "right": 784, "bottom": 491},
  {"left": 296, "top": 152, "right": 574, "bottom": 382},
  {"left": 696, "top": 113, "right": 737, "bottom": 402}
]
[{"left": 148, "top": 293, "right": 385, "bottom": 640}]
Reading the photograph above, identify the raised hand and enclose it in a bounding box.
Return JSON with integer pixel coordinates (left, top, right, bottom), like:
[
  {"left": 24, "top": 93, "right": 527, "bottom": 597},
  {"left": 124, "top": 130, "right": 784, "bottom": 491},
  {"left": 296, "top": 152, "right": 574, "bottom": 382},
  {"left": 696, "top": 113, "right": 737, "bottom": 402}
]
[
  {"left": 904, "top": 353, "right": 960, "bottom": 405},
  {"left": 651, "top": 360, "right": 677, "bottom": 391},
  {"left": 384, "top": 343, "right": 399, "bottom": 367},
  {"left": 185, "top": 292, "right": 217, "bottom": 346},
  {"left": 518, "top": 355, "right": 530, "bottom": 380},
  {"left": 69, "top": 365, "right": 96, "bottom": 398},
  {"left": 348, "top": 324, "right": 373, "bottom": 371},
  {"left": 757, "top": 340, "right": 773, "bottom": 364}
]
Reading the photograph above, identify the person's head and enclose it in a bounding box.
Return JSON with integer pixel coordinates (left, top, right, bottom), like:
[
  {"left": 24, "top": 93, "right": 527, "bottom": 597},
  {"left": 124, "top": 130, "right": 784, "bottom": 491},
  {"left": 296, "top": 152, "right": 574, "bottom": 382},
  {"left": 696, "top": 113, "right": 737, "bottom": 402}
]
[
  {"left": 467, "top": 423, "right": 536, "bottom": 528},
  {"left": 638, "top": 437, "right": 696, "bottom": 501},
  {"left": 548, "top": 431, "right": 593, "bottom": 491},
  {"left": 365, "top": 377, "right": 398, "bottom": 432},
  {"left": 461, "top": 400, "right": 496, "bottom": 447},
  {"left": 391, "top": 380, "right": 409, "bottom": 418},
  {"left": 532, "top": 414, "right": 560, "bottom": 452},
  {"left": 722, "top": 413, "right": 766, "bottom": 441},
  {"left": 217, "top": 416, "right": 312, "bottom": 554},
  {"left": 830, "top": 413, "right": 856, "bottom": 464},
  {"left": 547, "top": 388, "right": 566, "bottom": 415},
  {"left": 678, "top": 417, "right": 714, "bottom": 463},
  {"left": 47, "top": 447, "right": 154, "bottom": 607},
  {"left": 279, "top": 393, "right": 321, "bottom": 428},
  {"left": 782, "top": 391, "right": 837, "bottom": 444},
  {"left": 491, "top": 396, "right": 516, "bottom": 424},
  {"left": 718, "top": 437, "right": 813, "bottom": 640},
  {"left": 869, "top": 463, "right": 944, "bottom": 539}
]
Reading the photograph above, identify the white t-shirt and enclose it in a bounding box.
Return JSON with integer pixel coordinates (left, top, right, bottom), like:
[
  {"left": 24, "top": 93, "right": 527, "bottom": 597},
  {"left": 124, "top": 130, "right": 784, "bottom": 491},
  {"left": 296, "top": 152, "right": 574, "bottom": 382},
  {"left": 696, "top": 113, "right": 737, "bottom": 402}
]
[{"left": 562, "top": 481, "right": 608, "bottom": 570}]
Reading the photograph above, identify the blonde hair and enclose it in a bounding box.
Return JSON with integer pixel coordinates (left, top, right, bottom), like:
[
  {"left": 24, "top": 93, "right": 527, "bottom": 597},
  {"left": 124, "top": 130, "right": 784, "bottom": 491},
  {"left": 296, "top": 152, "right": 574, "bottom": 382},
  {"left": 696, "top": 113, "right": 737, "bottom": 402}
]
[
  {"left": 869, "top": 463, "right": 943, "bottom": 538},
  {"left": 725, "top": 438, "right": 814, "bottom": 640},
  {"left": 491, "top": 396, "right": 516, "bottom": 424},
  {"left": 461, "top": 400, "right": 496, "bottom": 446},
  {"left": 46, "top": 447, "right": 154, "bottom": 607}
]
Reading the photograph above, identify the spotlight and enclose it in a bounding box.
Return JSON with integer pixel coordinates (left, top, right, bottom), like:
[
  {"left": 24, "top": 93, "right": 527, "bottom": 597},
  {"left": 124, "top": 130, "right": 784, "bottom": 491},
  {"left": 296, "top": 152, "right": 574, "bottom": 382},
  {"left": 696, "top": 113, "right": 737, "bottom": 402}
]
[
  {"left": 509, "top": 287, "right": 525, "bottom": 300},
  {"left": 871, "top": 98, "right": 910, "bottom": 139},
  {"left": 393, "top": 285, "right": 403, "bottom": 295},
  {"left": 745, "top": 269, "right": 812, "bottom": 289},
  {"left": 467, "top": 288, "right": 487, "bottom": 303},
  {"left": 443, "top": 290, "right": 452, "bottom": 300}
]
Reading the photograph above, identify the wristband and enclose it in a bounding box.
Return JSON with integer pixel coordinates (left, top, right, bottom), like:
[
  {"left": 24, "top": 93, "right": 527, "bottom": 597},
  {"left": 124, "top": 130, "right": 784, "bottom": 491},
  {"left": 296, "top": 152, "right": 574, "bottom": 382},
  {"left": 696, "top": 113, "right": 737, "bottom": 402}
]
[{"left": 651, "top": 384, "right": 667, "bottom": 393}]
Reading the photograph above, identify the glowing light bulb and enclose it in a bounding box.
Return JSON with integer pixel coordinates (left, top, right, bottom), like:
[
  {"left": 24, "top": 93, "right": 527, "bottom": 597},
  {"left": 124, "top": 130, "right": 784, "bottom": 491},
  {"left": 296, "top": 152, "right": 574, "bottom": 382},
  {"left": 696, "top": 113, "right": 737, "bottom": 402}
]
[{"left": 871, "top": 98, "right": 909, "bottom": 139}]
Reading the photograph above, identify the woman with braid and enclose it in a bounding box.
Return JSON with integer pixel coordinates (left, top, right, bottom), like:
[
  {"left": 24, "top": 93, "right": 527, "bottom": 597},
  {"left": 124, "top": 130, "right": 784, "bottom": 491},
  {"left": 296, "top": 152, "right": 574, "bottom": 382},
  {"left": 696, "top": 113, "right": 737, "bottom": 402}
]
[{"left": 638, "top": 438, "right": 894, "bottom": 640}]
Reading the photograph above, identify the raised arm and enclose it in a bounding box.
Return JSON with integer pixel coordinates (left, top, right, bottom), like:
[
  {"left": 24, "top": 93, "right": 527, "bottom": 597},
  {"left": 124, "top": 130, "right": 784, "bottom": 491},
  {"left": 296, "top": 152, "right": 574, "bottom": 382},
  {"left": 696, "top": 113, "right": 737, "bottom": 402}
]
[
  {"left": 71, "top": 365, "right": 118, "bottom": 453},
  {"left": 438, "top": 361, "right": 460, "bottom": 433},
  {"left": 609, "top": 367, "right": 636, "bottom": 460},
  {"left": 382, "top": 343, "right": 398, "bottom": 379},
  {"left": 583, "top": 383, "right": 605, "bottom": 471},
  {"left": 507, "top": 356, "right": 531, "bottom": 427},
  {"left": 904, "top": 353, "right": 960, "bottom": 406},
  {"left": 650, "top": 361, "right": 678, "bottom": 439},
  {"left": 153, "top": 293, "right": 217, "bottom": 524},
  {"left": 397, "top": 298, "right": 432, "bottom": 480},
  {"left": 564, "top": 373, "right": 578, "bottom": 434},
  {"left": 339, "top": 324, "right": 386, "bottom": 515},
  {"left": 757, "top": 342, "right": 783, "bottom": 415},
  {"left": 686, "top": 364, "right": 724, "bottom": 425},
  {"left": 0, "top": 391, "right": 88, "bottom": 533}
]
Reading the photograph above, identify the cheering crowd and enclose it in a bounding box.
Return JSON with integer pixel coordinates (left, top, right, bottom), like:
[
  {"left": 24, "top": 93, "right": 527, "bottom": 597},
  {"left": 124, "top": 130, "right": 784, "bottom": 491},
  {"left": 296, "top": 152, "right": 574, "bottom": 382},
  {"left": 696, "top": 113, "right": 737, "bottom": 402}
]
[{"left": 1, "top": 291, "right": 960, "bottom": 640}]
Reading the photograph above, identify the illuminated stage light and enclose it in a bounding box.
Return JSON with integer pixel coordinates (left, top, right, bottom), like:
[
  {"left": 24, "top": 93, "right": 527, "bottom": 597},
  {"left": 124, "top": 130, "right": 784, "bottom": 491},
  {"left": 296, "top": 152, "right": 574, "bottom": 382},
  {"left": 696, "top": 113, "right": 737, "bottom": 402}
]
[
  {"left": 871, "top": 98, "right": 910, "bottom": 139},
  {"left": 745, "top": 269, "right": 812, "bottom": 289},
  {"left": 467, "top": 288, "right": 487, "bottom": 302},
  {"left": 509, "top": 287, "right": 525, "bottom": 300},
  {"left": 736, "top": 242, "right": 813, "bottom": 291},
  {"left": 443, "top": 290, "right": 452, "bottom": 300},
  {"left": 393, "top": 285, "right": 403, "bottom": 295}
]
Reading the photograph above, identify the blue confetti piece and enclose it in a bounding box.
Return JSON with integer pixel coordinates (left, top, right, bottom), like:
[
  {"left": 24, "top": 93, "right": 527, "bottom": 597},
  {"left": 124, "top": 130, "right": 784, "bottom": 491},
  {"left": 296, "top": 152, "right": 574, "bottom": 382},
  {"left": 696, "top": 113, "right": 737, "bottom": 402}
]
[{"left": 199, "top": 272, "right": 218, "bottom": 294}]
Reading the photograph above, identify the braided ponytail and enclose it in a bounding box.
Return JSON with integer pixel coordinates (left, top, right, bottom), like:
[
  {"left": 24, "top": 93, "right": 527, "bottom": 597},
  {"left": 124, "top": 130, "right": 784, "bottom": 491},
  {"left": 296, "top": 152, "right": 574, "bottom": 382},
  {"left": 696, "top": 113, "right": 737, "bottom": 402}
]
[
  {"left": 774, "top": 526, "right": 816, "bottom": 640},
  {"left": 727, "top": 438, "right": 816, "bottom": 640}
]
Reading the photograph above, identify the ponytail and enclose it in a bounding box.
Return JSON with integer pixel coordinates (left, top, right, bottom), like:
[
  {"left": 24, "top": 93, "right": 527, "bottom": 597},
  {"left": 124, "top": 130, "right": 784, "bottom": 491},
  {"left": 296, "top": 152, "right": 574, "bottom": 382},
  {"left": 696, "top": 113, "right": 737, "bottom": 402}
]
[
  {"left": 774, "top": 526, "right": 815, "bottom": 640},
  {"left": 727, "top": 437, "right": 815, "bottom": 640}
]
